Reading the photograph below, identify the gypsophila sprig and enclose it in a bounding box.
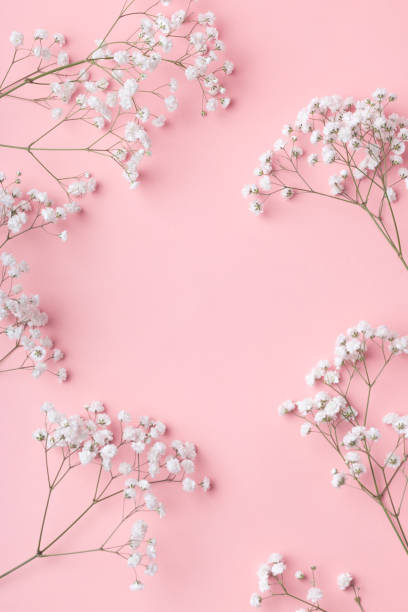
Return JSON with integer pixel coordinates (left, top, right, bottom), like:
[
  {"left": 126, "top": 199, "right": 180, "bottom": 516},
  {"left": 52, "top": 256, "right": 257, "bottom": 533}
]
[
  {"left": 243, "top": 89, "right": 408, "bottom": 271},
  {"left": 2, "top": 0, "right": 233, "bottom": 195},
  {"left": 0, "top": 401, "right": 210, "bottom": 588},
  {"left": 249, "top": 553, "right": 364, "bottom": 611},
  {"left": 279, "top": 320, "right": 408, "bottom": 554},
  {"left": 0, "top": 170, "right": 89, "bottom": 380}
]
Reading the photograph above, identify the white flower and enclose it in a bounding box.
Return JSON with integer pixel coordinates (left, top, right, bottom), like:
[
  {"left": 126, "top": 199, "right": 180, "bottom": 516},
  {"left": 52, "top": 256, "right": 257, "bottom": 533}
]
[
  {"left": 10, "top": 31, "right": 23, "bottom": 47},
  {"left": 337, "top": 572, "right": 353, "bottom": 590},
  {"left": 166, "top": 457, "right": 181, "bottom": 473},
  {"left": 129, "top": 580, "right": 144, "bottom": 591},
  {"left": 119, "top": 462, "right": 132, "bottom": 475},
  {"left": 30, "top": 346, "right": 46, "bottom": 362},
  {"left": 249, "top": 593, "right": 262, "bottom": 608},
  {"left": 201, "top": 476, "right": 211, "bottom": 491},
  {"left": 164, "top": 95, "right": 177, "bottom": 112},
  {"left": 33, "top": 428, "right": 46, "bottom": 441},
  {"left": 185, "top": 65, "right": 200, "bottom": 80},
  {"left": 86, "top": 400, "right": 104, "bottom": 413},
  {"left": 278, "top": 400, "right": 295, "bottom": 416},
  {"left": 34, "top": 29, "right": 48, "bottom": 40},
  {"left": 54, "top": 33, "right": 66, "bottom": 46},
  {"left": 57, "top": 367, "right": 67, "bottom": 382},
  {"left": 182, "top": 477, "right": 196, "bottom": 492},
  {"left": 114, "top": 50, "right": 129, "bottom": 65},
  {"left": 383, "top": 412, "right": 399, "bottom": 425},
  {"left": 57, "top": 52, "right": 69, "bottom": 67},
  {"left": 385, "top": 452, "right": 401, "bottom": 469},
  {"left": 100, "top": 443, "right": 117, "bottom": 469},
  {"left": 249, "top": 200, "right": 263, "bottom": 215},
  {"left": 271, "top": 561, "right": 286, "bottom": 576},
  {"left": 127, "top": 552, "right": 141, "bottom": 567},
  {"left": 53, "top": 348, "right": 64, "bottom": 361},
  {"left": 206, "top": 98, "right": 218, "bottom": 112},
  {"left": 331, "top": 471, "right": 345, "bottom": 488},
  {"left": 281, "top": 187, "right": 294, "bottom": 199},
  {"left": 307, "top": 587, "right": 323, "bottom": 603}
]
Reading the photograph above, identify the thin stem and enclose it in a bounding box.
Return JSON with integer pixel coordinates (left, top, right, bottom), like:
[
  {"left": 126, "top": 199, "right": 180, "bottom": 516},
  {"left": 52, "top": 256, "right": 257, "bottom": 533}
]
[{"left": 0, "top": 554, "right": 39, "bottom": 580}]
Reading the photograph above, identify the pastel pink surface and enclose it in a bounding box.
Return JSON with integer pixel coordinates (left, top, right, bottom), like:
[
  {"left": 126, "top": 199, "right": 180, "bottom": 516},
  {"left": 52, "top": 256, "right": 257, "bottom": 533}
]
[{"left": 1, "top": 0, "right": 408, "bottom": 611}]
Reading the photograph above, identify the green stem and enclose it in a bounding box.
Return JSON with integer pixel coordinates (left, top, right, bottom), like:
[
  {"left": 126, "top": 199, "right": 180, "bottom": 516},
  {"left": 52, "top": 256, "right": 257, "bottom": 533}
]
[{"left": 0, "top": 554, "right": 39, "bottom": 579}]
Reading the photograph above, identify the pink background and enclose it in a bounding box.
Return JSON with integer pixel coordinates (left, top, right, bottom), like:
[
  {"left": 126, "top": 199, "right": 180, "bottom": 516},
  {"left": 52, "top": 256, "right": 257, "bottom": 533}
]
[{"left": 1, "top": 0, "right": 408, "bottom": 610}]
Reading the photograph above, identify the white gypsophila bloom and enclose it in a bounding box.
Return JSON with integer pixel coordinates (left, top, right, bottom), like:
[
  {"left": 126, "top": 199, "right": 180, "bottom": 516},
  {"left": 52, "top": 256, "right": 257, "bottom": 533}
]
[
  {"left": 383, "top": 412, "right": 399, "bottom": 425},
  {"left": 307, "top": 587, "right": 323, "bottom": 603},
  {"left": 385, "top": 452, "right": 402, "bottom": 469},
  {"left": 249, "top": 200, "right": 263, "bottom": 215},
  {"left": 278, "top": 400, "right": 295, "bottom": 415},
  {"left": 345, "top": 451, "right": 360, "bottom": 464},
  {"left": 145, "top": 562, "right": 158, "bottom": 576},
  {"left": 337, "top": 572, "right": 353, "bottom": 590},
  {"left": 164, "top": 95, "right": 178, "bottom": 112},
  {"left": 182, "top": 477, "right": 196, "bottom": 492},
  {"left": 33, "top": 428, "right": 46, "bottom": 441},
  {"left": 118, "top": 410, "right": 131, "bottom": 422},
  {"left": 249, "top": 593, "right": 262, "bottom": 608},
  {"left": 271, "top": 561, "right": 286, "bottom": 576},
  {"left": 331, "top": 472, "right": 345, "bottom": 488},
  {"left": 181, "top": 458, "right": 194, "bottom": 473},
  {"left": 34, "top": 28, "right": 48, "bottom": 40},
  {"left": 127, "top": 552, "right": 141, "bottom": 567},
  {"left": 10, "top": 31, "right": 24, "bottom": 46},
  {"left": 85, "top": 400, "right": 104, "bottom": 413},
  {"left": 129, "top": 581, "right": 144, "bottom": 591},
  {"left": 96, "top": 413, "right": 111, "bottom": 426},
  {"left": 201, "top": 476, "right": 211, "bottom": 491},
  {"left": 366, "top": 427, "right": 380, "bottom": 440},
  {"left": 281, "top": 187, "right": 293, "bottom": 199},
  {"left": 57, "top": 51, "right": 69, "bottom": 66},
  {"left": 166, "top": 456, "right": 181, "bottom": 473}
]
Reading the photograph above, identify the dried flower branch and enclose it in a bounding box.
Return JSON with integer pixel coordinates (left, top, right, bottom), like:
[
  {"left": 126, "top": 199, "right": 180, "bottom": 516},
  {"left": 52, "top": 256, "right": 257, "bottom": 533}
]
[
  {"left": 249, "top": 553, "right": 364, "bottom": 611},
  {"left": 243, "top": 89, "right": 408, "bottom": 271},
  {"left": 0, "top": 171, "right": 91, "bottom": 380},
  {"left": 0, "top": 401, "right": 210, "bottom": 590},
  {"left": 3, "top": 0, "right": 233, "bottom": 196},
  {"left": 279, "top": 321, "right": 408, "bottom": 554}
]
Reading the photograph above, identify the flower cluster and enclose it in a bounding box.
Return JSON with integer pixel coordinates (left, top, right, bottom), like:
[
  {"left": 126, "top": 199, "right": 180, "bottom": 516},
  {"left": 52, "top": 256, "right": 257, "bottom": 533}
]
[
  {"left": 0, "top": 252, "right": 66, "bottom": 380},
  {"left": 0, "top": 171, "right": 89, "bottom": 380},
  {"left": 243, "top": 89, "right": 408, "bottom": 271},
  {"left": 4, "top": 0, "right": 233, "bottom": 194},
  {"left": 0, "top": 171, "right": 88, "bottom": 238},
  {"left": 279, "top": 321, "right": 408, "bottom": 553},
  {"left": 250, "top": 553, "right": 363, "bottom": 611},
  {"left": 0, "top": 402, "right": 211, "bottom": 589}
]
